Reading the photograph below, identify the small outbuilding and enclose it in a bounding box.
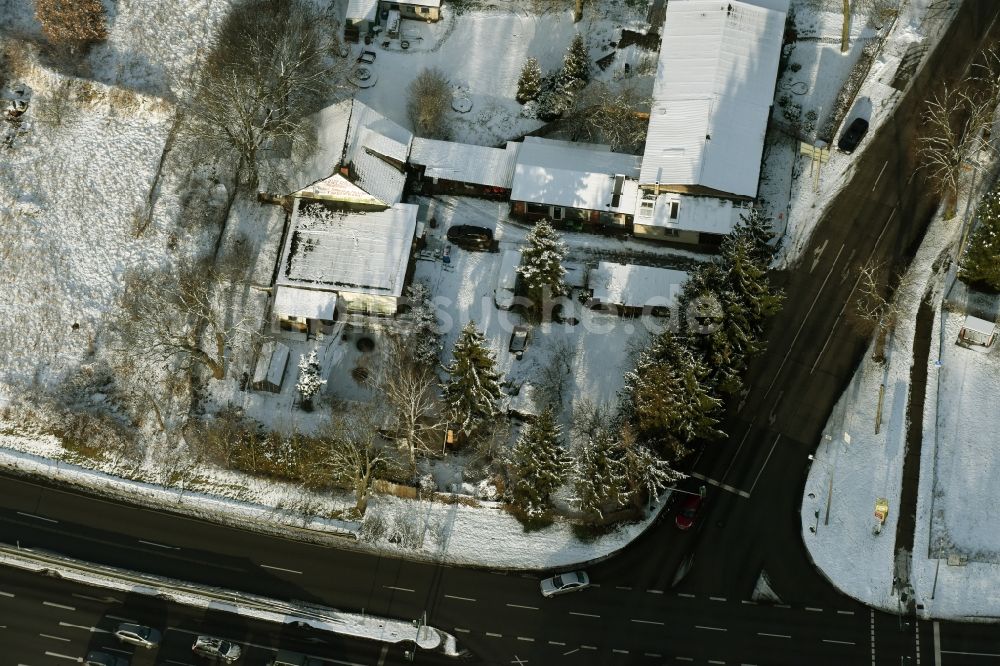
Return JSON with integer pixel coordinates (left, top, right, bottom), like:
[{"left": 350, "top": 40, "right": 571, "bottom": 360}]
[
  {"left": 958, "top": 314, "right": 997, "bottom": 348},
  {"left": 251, "top": 341, "right": 291, "bottom": 393},
  {"left": 588, "top": 261, "right": 688, "bottom": 317},
  {"left": 379, "top": 0, "right": 442, "bottom": 22}
]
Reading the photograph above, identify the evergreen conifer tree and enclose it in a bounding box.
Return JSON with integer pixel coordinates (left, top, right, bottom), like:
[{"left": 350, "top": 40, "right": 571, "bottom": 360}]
[
  {"left": 561, "top": 34, "right": 590, "bottom": 87},
  {"left": 572, "top": 428, "right": 627, "bottom": 520},
  {"left": 620, "top": 425, "right": 685, "bottom": 508},
  {"left": 442, "top": 322, "right": 505, "bottom": 435},
  {"left": 623, "top": 331, "right": 723, "bottom": 460},
  {"left": 517, "top": 219, "right": 568, "bottom": 316},
  {"left": 296, "top": 349, "right": 326, "bottom": 410},
  {"left": 509, "top": 407, "right": 571, "bottom": 518},
  {"left": 404, "top": 282, "right": 442, "bottom": 368},
  {"left": 516, "top": 57, "right": 542, "bottom": 104},
  {"left": 960, "top": 188, "right": 1000, "bottom": 292}
]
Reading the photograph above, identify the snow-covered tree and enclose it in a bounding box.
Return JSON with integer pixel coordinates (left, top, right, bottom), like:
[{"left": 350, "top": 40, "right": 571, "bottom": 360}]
[
  {"left": 620, "top": 425, "right": 685, "bottom": 508},
  {"left": 560, "top": 33, "right": 590, "bottom": 87},
  {"left": 535, "top": 82, "right": 575, "bottom": 121},
  {"left": 623, "top": 331, "right": 723, "bottom": 460},
  {"left": 508, "top": 407, "right": 571, "bottom": 518},
  {"left": 296, "top": 349, "right": 326, "bottom": 410},
  {"left": 517, "top": 219, "right": 568, "bottom": 316},
  {"left": 322, "top": 413, "right": 396, "bottom": 514},
  {"left": 563, "top": 82, "right": 651, "bottom": 153},
  {"left": 35, "top": 0, "right": 107, "bottom": 51},
  {"left": 960, "top": 188, "right": 1000, "bottom": 292},
  {"left": 732, "top": 208, "right": 780, "bottom": 267},
  {"left": 404, "top": 282, "right": 442, "bottom": 368},
  {"left": 407, "top": 67, "right": 453, "bottom": 139},
  {"left": 516, "top": 57, "right": 542, "bottom": 104},
  {"left": 572, "top": 428, "right": 627, "bottom": 520},
  {"left": 442, "top": 322, "right": 505, "bottom": 435}
]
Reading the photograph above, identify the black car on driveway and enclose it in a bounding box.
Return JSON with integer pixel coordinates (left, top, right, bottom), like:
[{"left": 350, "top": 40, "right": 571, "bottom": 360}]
[
  {"left": 447, "top": 224, "right": 494, "bottom": 251},
  {"left": 837, "top": 116, "right": 869, "bottom": 154}
]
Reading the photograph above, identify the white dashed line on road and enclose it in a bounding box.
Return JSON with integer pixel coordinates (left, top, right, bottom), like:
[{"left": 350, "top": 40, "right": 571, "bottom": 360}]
[
  {"left": 710, "top": 596, "right": 727, "bottom": 602},
  {"left": 570, "top": 611, "right": 600, "bottom": 618},
  {"left": 643, "top": 653, "right": 662, "bottom": 658},
  {"left": 444, "top": 594, "right": 476, "bottom": 602},
  {"left": 823, "top": 639, "right": 856, "bottom": 646},
  {"left": 42, "top": 602, "right": 75, "bottom": 611},
  {"left": 0, "top": 591, "right": 14, "bottom": 598},
  {"left": 485, "top": 632, "right": 502, "bottom": 638},
  {"left": 837, "top": 610, "right": 855, "bottom": 615},
  {"left": 39, "top": 634, "right": 69, "bottom": 642},
  {"left": 646, "top": 589, "right": 663, "bottom": 594},
  {"left": 805, "top": 607, "right": 823, "bottom": 612},
  {"left": 695, "top": 625, "right": 727, "bottom": 632},
  {"left": 631, "top": 619, "right": 665, "bottom": 626},
  {"left": 44, "top": 653, "right": 76, "bottom": 662},
  {"left": 516, "top": 636, "right": 534, "bottom": 642},
  {"left": 548, "top": 641, "right": 565, "bottom": 646},
  {"left": 677, "top": 593, "right": 695, "bottom": 598},
  {"left": 138, "top": 539, "right": 179, "bottom": 550},
  {"left": 382, "top": 585, "right": 415, "bottom": 593},
  {"left": 616, "top": 586, "right": 632, "bottom": 590},
  {"left": 580, "top": 645, "right": 597, "bottom": 650},
  {"left": 453, "top": 628, "right": 470, "bottom": 633},
  {"left": 613, "top": 649, "right": 629, "bottom": 654},
  {"left": 506, "top": 603, "right": 538, "bottom": 610},
  {"left": 260, "top": 564, "right": 303, "bottom": 575},
  {"left": 17, "top": 511, "right": 58, "bottom": 524},
  {"left": 758, "top": 632, "right": 791, "bottom": 639}
]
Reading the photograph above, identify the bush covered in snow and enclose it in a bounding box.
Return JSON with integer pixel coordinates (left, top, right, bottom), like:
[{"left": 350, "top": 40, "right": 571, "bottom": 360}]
[{"left": 960, "top": 188, "right": 1000, "bottom": 292}]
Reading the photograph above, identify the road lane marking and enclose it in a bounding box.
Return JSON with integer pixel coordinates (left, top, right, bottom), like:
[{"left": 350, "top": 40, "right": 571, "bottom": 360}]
[
  {"left": 677, "top": 592, "right": 695, "bottom": 598},
  {"left": 260, "top": 564, "right": 303, "bottom": 575},
  {"left": 444, "top": 594, "right": 476, "bottom": 602},
  {"left": 580, "top": 645, "right": 597, "bottom": 650},
  {"left": 762, "top": 242, "right": 846, "bottom": 402},
  {"left": 748, "top": 434, "right": 780, "bottom": 496},
  {"left": 677, "top": 658, "right": 694, "bottom": 662},
  {"left": 42, "top": 601, "right": 75, "bottom": 611},
  {"left": 873, "top": 160, "right": 889, "bottom": 190},
  {"left": 453, "top": 628, "right": 470, "bottom": 633},
  {"left": 758, "top": 632, "right": 791, "bottom": 639},
  {"left": 486, "top": 632, "right": 502, "bottom": 638},
  {"left": 615, "top": 585, "right": 632, "bottom": 590},
  {"left": 0, "top": 591, "right": 13, "bottom": 597},
  {"left": 517, "top": 636, "right": 534, "bottom": 642},
  {"left": 377, "top": 645, "right": 389, "bottom": 666},
  {"left": 39, "top": 633, "right": 70, "bottom": 642},
  {"left": 742, "top": 600, "right": 757, "bottom": 605},
  {"left": 644, "top": 653, "right": 662, "bottom": 658},
  {"left": 72, "top": 593, "right": 119, "bottom": 603},
  {"left": 548, "top": 641, "right": 565, "bottom": 646},
  {"left": 58, "top": 622, "right": 109, "bottom": 633},
  {"left": 17, "top": 511, "right": 58, "bottom": 524},
  {"left": 613, "top": 649, "right": 629, "bottom": 654},
  {"left": 941, "top": 650, "right": 1000, "bottom": 657},
  {"left": 823, "top": 639, "right": 856, "bottom": 645},
  {"left": 139, "top": 539, "right": 179, "bottom": 550},
  {"left": 569, "top": 611, "right": 600, "bottom": 618},
  {"left": 695, "top": 625, "right": 727, "bottom": 632},
  {"left": 776, "top": 604, "right": 790, "bottom": 608},
  {"left": 810, "top": 239, "right": 829, "bottom": 273},
  {"left": 805, "top": 607, "right": 823, "bottom": 612},
  {"left": 688, "top": 472, "right": 750, "bottom": 498},
  {"left": 709, "top": 596, "right": 727, "bottom": 602},
  {"left": 45, "top": 653, "right": 78, "bottom": 661},
  {"left": 562, "top": 648, "right": 579, "bottom": 655},
  {"left": 646, "top": 589, "right": 663, "bottom": 594},
  {"left": 708, "top": 661, "right": 725, "bottom": 665},
  {"left": 506, "top": 603, "right": 538, "bottom": 610},
  {"left": 631, "top": 619, "right": 665, "bottom": 626},
  {"left": 934, "top": 621, "right": 941, "bottom": 666},
  {"left": 837, "top": 610, "right": 855, "bottom": 615},
  {"left": 382, "top": 585, "right": 414, "bottom": 593}
]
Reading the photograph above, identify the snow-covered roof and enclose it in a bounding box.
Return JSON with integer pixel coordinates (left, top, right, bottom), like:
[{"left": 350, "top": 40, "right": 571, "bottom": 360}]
[
  {"left": 272, "top": 285, "right": 339, "bottom": 320},
  {"left": 635, "top": 192, "right": 752, "bottom": 236},
  {"left": 409, "top": 138, "right": 519, "bottom": 189},
  {"left": 962, "top": 315, "right": 996, "bottom": 336},
  {"left": 278, "top": 203, "right": 418, "bottom": 298},
  {"left": 395, "top": 0, "right": 442, "bottom": 7},
  {"left": 346, "top": 0, "right": 378, "bottom": 21},
  {"left": 639, "top": 0, "right": 787, "bottom": 197},
  {"left": 511, "top": 137, "right": 641, "bottom": 213},
  {"left": 252, "top": 341, "right": 290, "bottom": 389},
  {"left": 294, "top": 173, "right": 386, "bottom": 207},
  {"left": 589, "top": 261, "right": 688, "bottom": 310},
  {"left": 344, "top": 99, "right": 413, "bottom": 206},
  {"left": 285, "top": 99, "right": 351, "bottom": 197}
]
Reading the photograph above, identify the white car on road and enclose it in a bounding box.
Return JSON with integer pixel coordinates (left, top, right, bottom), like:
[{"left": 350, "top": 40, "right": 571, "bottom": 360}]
[{"left": 540, "top": 570, "right": 591, "bottom": 597}]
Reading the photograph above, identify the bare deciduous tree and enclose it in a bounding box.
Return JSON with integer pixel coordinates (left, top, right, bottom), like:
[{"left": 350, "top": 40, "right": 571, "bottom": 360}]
[
  {"left": 563, "top": 82, "right": 650, "bottom": 153},
  {"left": 322, "top": 414, "right": 398, "bottom": 515},
  {"left": 113, "top": 263, "right": 254, "bottom": 380},
  {"left": 182, "top": 0, "right": 346, "bottom": 187},
  {"left": 34, "top": 0, "right": 108, "bottom": 51},
  {"left": 370, "top": 335, "right": 447, "bottom": 467},
  {"left": 917, "top": 84, "right": 993, "bottom": 217},
  {"left": 850, "top": 260, "right": 902, "bottom": 360},
  {"left": 406, "top": 67, "right": 452, "bottom": 139}
]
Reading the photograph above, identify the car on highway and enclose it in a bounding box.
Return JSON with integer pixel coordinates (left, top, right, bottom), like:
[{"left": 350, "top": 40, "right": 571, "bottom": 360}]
[
  {"left": 84, "top": 652, "right": 129, "bottom": 666},
  {"left": 837, "top": 116, "right": 869, "bottom": 154},
  {"left": 674, "top": 494, "right": 704, "bottom": 530},
  {"left": 540, "top": 570, "right": 591, "bottom": 597},
  {"left": 114, "top": 622, "right": 162, "bottom": 648},
  {"left": 446, "top": 224, "right": 493, "bottom": 251},
  {"left": 192, "top": 635, "right": 242, "bottom": 662}
]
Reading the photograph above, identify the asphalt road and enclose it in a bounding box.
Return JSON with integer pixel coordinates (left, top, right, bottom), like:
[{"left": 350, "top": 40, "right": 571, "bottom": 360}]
[{"left": 4, "top": 2, "right": 1000, "bottom": 665}]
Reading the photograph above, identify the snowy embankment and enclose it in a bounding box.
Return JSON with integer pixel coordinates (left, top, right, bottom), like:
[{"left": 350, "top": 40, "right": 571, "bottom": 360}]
[{"left": 0, "top": 431, "right": 669, "bottom": 570}]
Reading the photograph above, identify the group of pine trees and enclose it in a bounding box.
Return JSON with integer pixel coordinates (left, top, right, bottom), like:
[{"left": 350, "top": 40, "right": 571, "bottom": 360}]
[
  {"left": 621, "top": 210, "right": 783, "bottom": 470},
  {"left": 516, "top": 34, "right": 590, "bottom": 120}
]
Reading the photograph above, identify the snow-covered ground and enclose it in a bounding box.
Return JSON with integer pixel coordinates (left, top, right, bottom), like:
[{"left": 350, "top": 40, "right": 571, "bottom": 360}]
[{"left": 802, "top": 147, "right": 1000, "bottom": 618}]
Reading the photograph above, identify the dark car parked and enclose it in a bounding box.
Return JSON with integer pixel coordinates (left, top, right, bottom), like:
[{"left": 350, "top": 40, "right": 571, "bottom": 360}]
[
  {"left": 837, "top": 117, "right": 869, "bottom": 154},
  {"left": 447, "top": 225, "right": 494, "bottom": 251}
]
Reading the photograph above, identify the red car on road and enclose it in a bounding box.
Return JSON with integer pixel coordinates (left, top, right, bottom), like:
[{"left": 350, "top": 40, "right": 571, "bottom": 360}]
[{"left": 674, "top": 494, "right": 704, "bottom": 530}]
